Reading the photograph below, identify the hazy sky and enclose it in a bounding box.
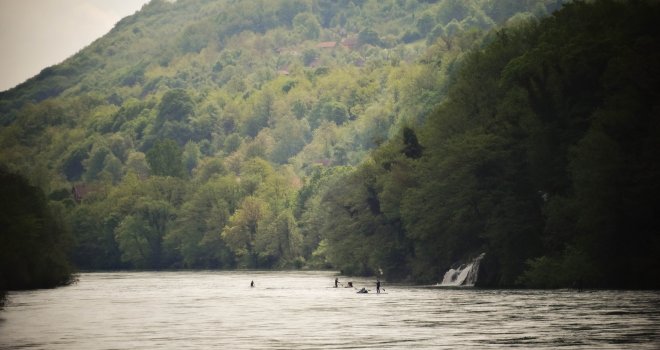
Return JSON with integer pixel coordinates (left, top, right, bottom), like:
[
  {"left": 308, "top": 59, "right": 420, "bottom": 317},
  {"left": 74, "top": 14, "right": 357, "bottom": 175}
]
[{"left": 0, "top": 0, "right": 150, "bottom": 92}]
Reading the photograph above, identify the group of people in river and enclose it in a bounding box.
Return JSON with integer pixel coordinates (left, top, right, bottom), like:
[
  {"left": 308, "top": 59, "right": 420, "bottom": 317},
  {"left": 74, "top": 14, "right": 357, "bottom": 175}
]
[
  {"left": 249, "top": 277, "right": 382, "bottom": 293},
  {"left": 335, "top": 277, "right": 381, "bottom": 294}
]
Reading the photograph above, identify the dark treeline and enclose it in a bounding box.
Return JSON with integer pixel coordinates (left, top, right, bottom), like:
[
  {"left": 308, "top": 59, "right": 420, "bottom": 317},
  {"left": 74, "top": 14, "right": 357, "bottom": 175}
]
[
  {"left": 1, "top": 0, "right": 658, "bottom": 290},
  {"left": 0, "top": 167, "right": 75, "bottom": 296},
  {"left": 312, "top": 0, "right": 660, "bottom": 288}
]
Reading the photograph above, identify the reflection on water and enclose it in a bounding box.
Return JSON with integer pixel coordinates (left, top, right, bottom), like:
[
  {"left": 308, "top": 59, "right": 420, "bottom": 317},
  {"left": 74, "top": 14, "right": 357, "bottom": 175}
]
[{"left": 1, "top": 271, "right": 659, "bottom": 349}]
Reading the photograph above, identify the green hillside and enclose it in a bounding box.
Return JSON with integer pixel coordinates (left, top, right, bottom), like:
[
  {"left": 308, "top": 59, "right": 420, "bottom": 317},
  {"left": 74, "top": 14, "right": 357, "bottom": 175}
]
[{"left": 2, "top": 0, "right": 658, "bottom": 290}]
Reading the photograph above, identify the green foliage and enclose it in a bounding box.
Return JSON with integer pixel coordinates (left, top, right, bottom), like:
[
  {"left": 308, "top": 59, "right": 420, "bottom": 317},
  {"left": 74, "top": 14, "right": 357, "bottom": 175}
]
[
  {"left": 167, "top": 177, "right": 235, "bottom": 268},
  {"left": 222, "top": 196, "right": 269, "bottom": 267},
  {"left": 182, "top": 141, "right": 201, "bottom": 175},
  {"left": 106, "top": 175, "right": 187, "bottom": 269},
  {"left": 270, "top": 116, "right": 310, "bottom": 164},
  {"left": 302, "top": 48, "right": 318, "bottom": 66},
  {"left": 293, "top": 12, "right": 321, "bottom": 39},
  {"left": 310, "top": 98, "right": 349, "bottom": 128},
  {"left": 119, "top": 61, "right": 148, "bottom": 87},
  {"left": 517, "top": 246, "right": 598, "bottom": 288},
  {"left": 417, "top": 11, "right": 436, "bottom": 34},
  {"left": 83, "top": 145, "right": 111, "bottom": 181},
  {"left": 257, "top": 211, "right": 302, "bottom": 267},
  {"left": 115, "top": 214, "right": 154, "bottom": 268},
  {"left": 62, "top": 145, "right": 89, "bottom": 181},
  {"left": 401, "top": 127, "right": 423, "bottom": 159},
  {"left": 358, "top": 29, "right": 382, "bottom": 46},
  {"left": 146, "top": 139, "right": 185, "bottom": 178},
  {"left": 277, "top": 0, "right": 309, "bottom": 27},
  {"left": 224, "top": 133, "right": 242, "bottom": 153},
  {"left": 179, "top": 22, "right": 212, "bottom": 53},
  {"left": 69, "top": 204, "right": 123, "bottom": 269},
  {"left": 153, "top": 89, "right": 195, "bottom": 144}
]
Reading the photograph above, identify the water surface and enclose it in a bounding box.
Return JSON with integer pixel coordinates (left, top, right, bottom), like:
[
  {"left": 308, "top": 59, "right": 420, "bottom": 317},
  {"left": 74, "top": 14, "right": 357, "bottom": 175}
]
[{"left": 1, "top": 271, "right": 659, "bottom": 349}]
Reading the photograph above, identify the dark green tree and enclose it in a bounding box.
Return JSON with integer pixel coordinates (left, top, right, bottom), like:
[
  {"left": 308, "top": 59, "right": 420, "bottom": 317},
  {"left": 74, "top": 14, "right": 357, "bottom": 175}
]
[
  {"left": 153, "top": 89, "right": 195, "bottom": 145},
  {"left": 146, "top": 139, "right": 185, "bottom": 178},
  {"left": 401, "top": 127, "right": 423, "bottom": 159},
  {"left": 0, "top": 167, "right": 74, "bottom": 290}
]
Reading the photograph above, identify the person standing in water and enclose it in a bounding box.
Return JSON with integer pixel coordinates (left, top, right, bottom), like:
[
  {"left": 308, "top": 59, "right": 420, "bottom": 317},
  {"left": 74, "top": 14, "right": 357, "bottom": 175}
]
[
  {"left": 250, "top": 280, "right": 254, "bottom": 287},
  {"left": 376, "top": 279, "right": 381, "bottom": 294},
  {"left": 335, "top": 278, "right": 339, "bottom": 288}
]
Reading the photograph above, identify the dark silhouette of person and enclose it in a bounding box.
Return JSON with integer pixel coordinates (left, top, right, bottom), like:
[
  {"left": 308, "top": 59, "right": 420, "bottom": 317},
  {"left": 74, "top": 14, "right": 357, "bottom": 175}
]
[
  {"left": 335, "top": 278, "right": 339, "bottom": 288},
  {"left": 574, "top": 277, "right": 583, "bottom": 292},
  {"left": 376, "top": 279, "right": 381, "bottom": 294},
  {"left": 347, "top": 281, "right": 353, "bottom": 288},
  {"left": 250, "top": 280, "right": 254, "bottom": 287}
]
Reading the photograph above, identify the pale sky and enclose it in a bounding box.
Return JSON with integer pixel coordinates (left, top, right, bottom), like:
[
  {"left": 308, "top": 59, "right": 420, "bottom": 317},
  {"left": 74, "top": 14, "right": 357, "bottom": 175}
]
[{"left": 0, "top": 0, "right": 151, "bottom": 92}]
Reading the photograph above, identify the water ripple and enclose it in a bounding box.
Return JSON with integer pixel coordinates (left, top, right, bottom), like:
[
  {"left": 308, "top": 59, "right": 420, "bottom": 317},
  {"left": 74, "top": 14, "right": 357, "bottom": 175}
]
[{"left": 1, "top": 272, "right": 659, "bottom": 349}]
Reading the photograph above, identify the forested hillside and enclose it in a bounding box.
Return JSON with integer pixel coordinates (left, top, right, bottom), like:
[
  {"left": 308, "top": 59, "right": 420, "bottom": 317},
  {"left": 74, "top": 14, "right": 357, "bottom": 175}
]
[
  {"left": 2, "top": 0, "right": 658, "bottom": 289},
  {"left": 317, "top": 0, "right": 660, "bottom": 288}
]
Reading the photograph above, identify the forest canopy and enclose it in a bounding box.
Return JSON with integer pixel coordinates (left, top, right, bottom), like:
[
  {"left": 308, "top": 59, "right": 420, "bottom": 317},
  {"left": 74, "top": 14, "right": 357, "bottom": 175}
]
[{"left": 1, "top": 0, "right": 658, "bottom": 290}]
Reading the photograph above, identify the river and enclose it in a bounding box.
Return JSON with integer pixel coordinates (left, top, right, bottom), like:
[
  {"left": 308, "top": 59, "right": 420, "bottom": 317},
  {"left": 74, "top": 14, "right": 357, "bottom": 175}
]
[{"left": 1, "top": 271, "right": 659, "bottom": 349}]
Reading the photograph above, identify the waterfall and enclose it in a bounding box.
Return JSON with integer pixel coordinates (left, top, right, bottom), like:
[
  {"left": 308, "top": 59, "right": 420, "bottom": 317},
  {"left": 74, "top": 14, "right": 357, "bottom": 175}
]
[{"left": 439, "top": 253, "right": 485, "bottom": 287}]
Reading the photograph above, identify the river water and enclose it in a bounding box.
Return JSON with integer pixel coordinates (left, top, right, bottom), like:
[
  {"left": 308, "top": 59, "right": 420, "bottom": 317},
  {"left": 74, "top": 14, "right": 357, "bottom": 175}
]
[{"left": 1, "top": 271, "right": 659, "bottom": 349}]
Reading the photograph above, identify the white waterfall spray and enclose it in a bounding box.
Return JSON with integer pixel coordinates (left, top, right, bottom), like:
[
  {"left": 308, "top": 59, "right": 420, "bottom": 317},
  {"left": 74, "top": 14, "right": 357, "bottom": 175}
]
[{"left": 439, "top": 253, "right": 485, "bottom": 287}]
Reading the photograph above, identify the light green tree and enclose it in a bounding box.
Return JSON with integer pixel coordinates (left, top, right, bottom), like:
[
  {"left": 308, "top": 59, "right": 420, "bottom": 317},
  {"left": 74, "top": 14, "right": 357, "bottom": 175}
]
[{"left": 221, "top": 196, "right": 270, "bottom": 267}]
